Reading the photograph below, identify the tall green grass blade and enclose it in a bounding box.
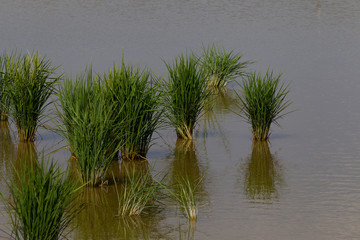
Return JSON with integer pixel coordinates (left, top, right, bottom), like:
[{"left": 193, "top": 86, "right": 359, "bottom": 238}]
[
  {"left": 56, "top": 67, "right": 122, "bottom": 186},
  {"left": 0, "top": 154, "right": 84, "bottom": 240},
  {"left": 200, "top": 43, "right": 253, "bottom": 88},
  {"left": 164, "top": 175, "right": 203, "bottom": 222},
  {"left": 163, "top": 53, "right": 211, "bottom": 140},
  {"left": 4, "top": 50, "right": 60, "bottom": 141},
  {"left": 0, "top": 52, "right": 11, "bottom": 121},
  {"left": 235, "top": 69, "right": 293, "bottom": 141},
  {"left": 102, "top": 60, "right": 162, "bottom": 161}
]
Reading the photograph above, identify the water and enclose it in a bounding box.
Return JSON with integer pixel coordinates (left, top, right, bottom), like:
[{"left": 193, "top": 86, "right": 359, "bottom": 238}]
[{"left": 1, "top": 0, "right": 360, "bottom": 239}]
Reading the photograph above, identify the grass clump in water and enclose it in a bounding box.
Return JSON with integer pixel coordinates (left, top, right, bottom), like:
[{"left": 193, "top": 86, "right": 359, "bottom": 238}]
[
  {"left": 57, "top": 67, "right": 122, "bottom": 186},
  {"left": 0, "top": 155, "right": 83, "bottom": 240},
  {"left": 164, "top": 53, "right": 210, "bottom": 140},
  {"left": 115, "top": 167, "right": 162, "bottom": 216},
  {"left": 103, "top": 61, "right": 162, "bottom": 161},
  {"left": 0, "top": 53, "right": 11, "bottom": 121},
  {"left": 167, "top": 176, "right": 201, "bottom": 222},
  {"left": 5, "top": 51, "right": 60, "bottom": 141},
  {"left": 200, "top": 43, "right": 252, "bottom": 89},
  {"left": 235, "top": 69, "right": 293, "bottom": 141}
]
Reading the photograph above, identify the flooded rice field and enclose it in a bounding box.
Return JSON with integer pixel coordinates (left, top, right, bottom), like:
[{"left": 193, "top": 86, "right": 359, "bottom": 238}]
[{"left": 1, "top": 0, "right": 360, "bottom": 239}]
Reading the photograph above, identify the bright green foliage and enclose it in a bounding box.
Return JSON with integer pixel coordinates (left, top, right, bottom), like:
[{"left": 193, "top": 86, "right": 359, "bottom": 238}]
[
  {"left": 236, "top": 70, "right": 292, "bottom": 141},
  {"left": 201, "top": 43, "right": 252, "bottom": 88},
  {"left": 103, "top": 62, "right": 162, "bottom": 161},
  {"left": 1, "top": 155, "right": 83, "bottom": 240},
  {"left": 115, "top": 168, "right": 161, "bottom": 216},
  {"left": 5, "top": 51, "right": 59, "bottom": 141},
  {"left": 0, "top": 53, "right": 11, "bottom": 121},
  {"left": 164, "top": 53, "right": 210, "bottom": 140},
  {"left": 57, "top": 68, "right": 121, "bottom": 186}
]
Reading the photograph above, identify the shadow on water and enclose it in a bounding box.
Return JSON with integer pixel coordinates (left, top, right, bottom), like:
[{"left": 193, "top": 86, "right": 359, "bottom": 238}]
[{"left": 241, "top": 141, "right": 284, "bottom": 203}]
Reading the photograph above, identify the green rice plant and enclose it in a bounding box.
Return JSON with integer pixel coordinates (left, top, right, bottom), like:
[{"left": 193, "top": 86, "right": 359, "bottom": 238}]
[
  {"left": 56, "top": 67, "right": 122, "bottom": 186},
  {"left": 0, "top": 53, "right": 11, "bottom": 121},
  {"left": 163, "top": 53, "right": 210, "bottom": 140},
  {"left": 114, "top": 167, "right": 162, "bottom": 216},
  {"left": 166, "top": 176, "right": 201, "bottom": 222},
  {"left": 5, "top": 51, "right": 60, "bottom": 141},
  {"left": 235, "top": 69, "right": 293, "bottom": 141},
  {"left": 200, "top": 43, "right": 252, "bottom": 88},
  {"left": 103, "top": 61, "right": 162, "bottom": 161},
  {"left": 0, "top": 154, "right": 84, "bottom": 240}
]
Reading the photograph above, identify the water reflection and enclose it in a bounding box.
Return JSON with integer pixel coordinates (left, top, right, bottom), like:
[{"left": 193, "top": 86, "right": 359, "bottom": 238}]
[
  {"left": 242, "top": 142, "right": 284, "bottom": 203},
  {"left": 0, "top": 121, "right": 16, "bottom": 197},
  {"left": 170, "top": 140, "right": 207, "bottom": 199},
  {"left": 176, "top": 222, "right": 196, "bottom": 240},
  {"left": 167, "top": 139, "right": 208, "bottom": 223},
  {"left": 71, "top": 159, "right": 172, "bottom": 240},
  {"left": 119, "top": 159, "right": 149, "bottom": 183},
  {"left": 0, "top": 121, "right": 15, "bottom": 172},
  {"left": 16, "top": 142, "right": 38, "bottom": 170},
  {"left": 71, "top": 186, "right": 123, "bottom": 240},
  {"left": 202, "top": 89, "right": 239, "bottom": 133}
]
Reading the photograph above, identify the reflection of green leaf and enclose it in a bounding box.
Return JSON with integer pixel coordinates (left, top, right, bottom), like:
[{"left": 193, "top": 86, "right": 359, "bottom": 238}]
[
  {"left": 244, "top": 142, "right": 284, "bottom": 202},
  {"left": 0, "top": 122, "right": 15, "bottom": 181},
  {"left": 166, "top": 139, "right": 208, "bottom": 221}
]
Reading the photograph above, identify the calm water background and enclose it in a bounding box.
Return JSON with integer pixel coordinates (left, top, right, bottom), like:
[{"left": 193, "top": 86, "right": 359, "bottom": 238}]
[{"left": 1, "top": 0, "right": 360, "bottom": 239}]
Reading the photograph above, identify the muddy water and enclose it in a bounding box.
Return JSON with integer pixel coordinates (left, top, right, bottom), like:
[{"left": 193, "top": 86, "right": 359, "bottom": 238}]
[{"left": 1, "top": 0, "right": 360, "bottom": 239}]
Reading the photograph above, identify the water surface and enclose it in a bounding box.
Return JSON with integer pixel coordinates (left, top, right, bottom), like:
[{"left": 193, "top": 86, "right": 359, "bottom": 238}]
[{"left": 1, "top": 0, "right": 360, "bottom": 239}]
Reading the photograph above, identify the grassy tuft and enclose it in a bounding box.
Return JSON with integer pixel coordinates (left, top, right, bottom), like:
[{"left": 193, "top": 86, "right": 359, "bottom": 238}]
[
  {"left": 56, "top": 67, "right": 122, "bottom": 186},
  {"left": 166, "top": 176, "right": 202, "bottom": 222},
  {"left": 200, "top": 43, "right": 252, "bottom": 88},
  {"left": 163, "top": 53, "right": 211, "bottom": 140},
  {"left": 0, "top": 52, "right": 11, "bottom": 121},
  {"left": 5, "top": 51, "right": 60, "bottom": 141},
  {"left": 0, "top": 155, "right": 83, "bottom": 240},
  {"left": 235, "top": 69, "right": 292, "bottom": 141},
  {"left": 115, "top": 166, "right": 162, "bottom": 216},
  {"left": 103, "top": 61, "right": 162, "bottom": 161}
]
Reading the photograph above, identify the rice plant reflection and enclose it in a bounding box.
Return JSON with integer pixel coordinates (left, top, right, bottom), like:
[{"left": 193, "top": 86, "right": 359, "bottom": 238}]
[
  {"left": 170, "top": 139, "right": 207, "bottom": 201},
  {"left": 243, "top": 141, "right": 284, "bottom": 202},
  {"left": 0, "top": 121, "right": 16, "bottom": 197},
  {"left": 71, "top": 159, "right": 170, "bottom": 240},
  {"left": 0, "top": 121, "right": 15, "bottom": 172}
]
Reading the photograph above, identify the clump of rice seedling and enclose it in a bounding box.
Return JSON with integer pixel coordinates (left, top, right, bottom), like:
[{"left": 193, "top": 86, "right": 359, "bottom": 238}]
[
  {"left": 0, "top": 53, "right": 11, "bottom": 121},
  {"left": 5, "top": 51, "right": 60, "bottom": 141},
  {"left": 115, "top": 167, "right": 162, "bottom": 216},
  {"left": 0, "top": 154, "right": 84, "bottom": 240},
  {"left": 235, "top": 69, "right": 292, "bottom": 141},
  {"left": 56, "top": 67, "right": 122, "bottom": 186},
  {"left": 163, "top": 53, "right": 211, "bottom": 140},
  {"left": 200, "top": 43, "right": 252, "bottom": 89},
  {"left": 103, "top": 61, "right": 162, "bottom": 161},
  {"left": 166, "top": 176, "right": 202, "bottom": 222}
]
